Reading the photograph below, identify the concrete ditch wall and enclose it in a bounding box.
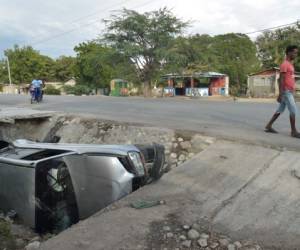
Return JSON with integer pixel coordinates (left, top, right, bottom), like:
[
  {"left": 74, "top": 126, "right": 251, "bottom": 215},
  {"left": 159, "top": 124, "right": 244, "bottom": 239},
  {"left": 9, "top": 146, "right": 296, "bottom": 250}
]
[{"left": 0, "top": 115, "right": 216, "bottom": 170}]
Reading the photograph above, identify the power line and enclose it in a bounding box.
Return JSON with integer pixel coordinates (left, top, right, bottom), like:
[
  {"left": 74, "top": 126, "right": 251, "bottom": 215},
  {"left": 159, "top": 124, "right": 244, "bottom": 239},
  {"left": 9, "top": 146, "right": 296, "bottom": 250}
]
[
  {"left": 245, "top": 20, "right": 299, "bottom": 35},
  {"left": 30, "top": 0, "right": 155, "bottom": 46},
  {"left": 31, "top": 19, "right": 101, "bottom": 46},
  {"left": 16, "top": 0, "right": 131, "bottom": 47},
  {"left": 30, "top": 0, "right": 131, "bottom": 46},
  {"left": 66, "top": 0, "right": 130, "bottom": 25}
]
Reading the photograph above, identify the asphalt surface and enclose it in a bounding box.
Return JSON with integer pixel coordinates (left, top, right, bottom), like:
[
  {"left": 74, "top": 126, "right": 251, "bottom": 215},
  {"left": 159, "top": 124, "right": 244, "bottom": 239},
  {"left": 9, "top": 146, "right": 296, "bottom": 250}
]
[{"left": 1, "top": 94, "right": 300, "bottom": 150}]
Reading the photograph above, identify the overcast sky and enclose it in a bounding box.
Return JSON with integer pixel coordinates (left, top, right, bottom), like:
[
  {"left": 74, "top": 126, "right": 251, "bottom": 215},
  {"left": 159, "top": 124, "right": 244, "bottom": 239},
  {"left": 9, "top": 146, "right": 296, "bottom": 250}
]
[{"left": 0, "top": 0, "right": 299, "bottom": 58}]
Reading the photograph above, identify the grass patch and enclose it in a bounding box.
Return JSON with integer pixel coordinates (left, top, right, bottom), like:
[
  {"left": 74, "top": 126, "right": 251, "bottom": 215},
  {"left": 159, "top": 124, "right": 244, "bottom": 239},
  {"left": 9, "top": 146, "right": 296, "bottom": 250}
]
[{"left": 0, "top": 218, "right": 16, "bottom": 250}]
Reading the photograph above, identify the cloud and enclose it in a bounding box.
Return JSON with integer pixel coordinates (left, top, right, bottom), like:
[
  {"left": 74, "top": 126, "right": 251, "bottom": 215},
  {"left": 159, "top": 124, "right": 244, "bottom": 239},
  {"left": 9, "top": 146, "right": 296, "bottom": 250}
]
[{"left": 0, "top": 0, "right": 299, "bottom": 58}]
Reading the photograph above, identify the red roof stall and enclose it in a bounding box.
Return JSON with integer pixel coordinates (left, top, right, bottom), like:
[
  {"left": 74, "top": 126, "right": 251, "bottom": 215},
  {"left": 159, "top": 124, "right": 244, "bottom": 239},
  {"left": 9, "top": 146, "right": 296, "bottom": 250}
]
[{"left": 161, "top": 72, "right": 229, "bottom": 97}]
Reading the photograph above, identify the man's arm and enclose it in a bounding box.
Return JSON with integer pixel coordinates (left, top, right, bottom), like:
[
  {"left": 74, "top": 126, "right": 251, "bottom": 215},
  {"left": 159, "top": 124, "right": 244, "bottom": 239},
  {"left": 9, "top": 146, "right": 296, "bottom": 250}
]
[{"left": 277, "top": 72, "right": 285, "bottom": 102}]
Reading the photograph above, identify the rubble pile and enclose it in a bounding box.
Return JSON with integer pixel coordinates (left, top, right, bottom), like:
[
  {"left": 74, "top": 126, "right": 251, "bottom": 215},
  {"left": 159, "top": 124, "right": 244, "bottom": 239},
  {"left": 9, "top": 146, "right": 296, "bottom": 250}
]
[
  {"left": 166, "top": 134, "right": 215, "bottom": 170},
  {"left": 54, "top": 117, "right": 216, "bottom": 171},
  {"left": 147, "top": 219, "right": 262, "bottom": 250},
  {"left": 0, "top": 210, "right": 48, "bottom": 250}
]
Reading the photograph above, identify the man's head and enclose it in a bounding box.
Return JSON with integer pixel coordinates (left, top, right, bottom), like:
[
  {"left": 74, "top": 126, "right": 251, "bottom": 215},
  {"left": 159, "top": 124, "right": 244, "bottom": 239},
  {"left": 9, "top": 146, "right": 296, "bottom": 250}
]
[{"left": 286, "top": 45, "right": 298, "bottom": 60}]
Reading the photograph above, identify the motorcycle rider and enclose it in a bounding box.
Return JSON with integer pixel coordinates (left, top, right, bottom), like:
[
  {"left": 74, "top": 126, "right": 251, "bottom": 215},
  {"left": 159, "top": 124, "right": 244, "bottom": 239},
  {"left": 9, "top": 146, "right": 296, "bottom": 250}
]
[{"left": 31, "top": 79, "right": 42, "bottom": 101}]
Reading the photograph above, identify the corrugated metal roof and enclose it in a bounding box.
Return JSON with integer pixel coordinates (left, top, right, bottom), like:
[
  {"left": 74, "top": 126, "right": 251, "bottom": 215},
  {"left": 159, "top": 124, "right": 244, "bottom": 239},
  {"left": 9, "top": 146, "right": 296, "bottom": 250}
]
[
  {"left": 161, "top": 72, "right": 227, "bottom": 79},
  {"left": 249, "top": 67, "right": 300, "bottom": 76}
]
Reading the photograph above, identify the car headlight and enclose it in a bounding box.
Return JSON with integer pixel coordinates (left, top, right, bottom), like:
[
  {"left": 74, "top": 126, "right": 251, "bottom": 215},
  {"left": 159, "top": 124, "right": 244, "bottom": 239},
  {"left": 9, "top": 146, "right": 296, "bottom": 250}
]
[{"left": 128, "top": 151, "right": 145, "bottom": 176}]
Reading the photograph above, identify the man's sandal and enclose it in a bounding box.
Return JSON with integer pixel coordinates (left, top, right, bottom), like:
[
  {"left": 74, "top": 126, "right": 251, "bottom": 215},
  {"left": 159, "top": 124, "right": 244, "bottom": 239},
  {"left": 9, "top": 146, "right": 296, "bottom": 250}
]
[
  {"left": 291, "top": 132, "right": 300, "bottom": 138},
  {"left": 265, "top": 128, "right": 278, "bottom": 134}
]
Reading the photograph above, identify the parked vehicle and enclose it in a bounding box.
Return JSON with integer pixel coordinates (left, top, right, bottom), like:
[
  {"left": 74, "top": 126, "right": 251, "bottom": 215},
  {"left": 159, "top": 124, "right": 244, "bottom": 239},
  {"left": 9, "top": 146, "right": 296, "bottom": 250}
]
[{"left": 0, "top": 140, "right": 165, "bottom": 233}]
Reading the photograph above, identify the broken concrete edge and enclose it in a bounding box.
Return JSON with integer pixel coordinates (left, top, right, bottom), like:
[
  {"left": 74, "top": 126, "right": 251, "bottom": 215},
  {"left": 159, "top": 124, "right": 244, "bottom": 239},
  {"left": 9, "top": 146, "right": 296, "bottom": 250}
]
[
  {"left": 0, "top": 118, "right": 15, "bottom": 124},
  {"left": 61, "top": 112, "right": 175, "bottom": 131},
  {"left": 0, "top": 108, "right": 57, "bottom": 124},
  {"left": 43, "top": 113, "right": 217, "bottom": 143},
  {"left": 73, "top": 114, "right": 263, "bottom": 147},
  {"left": 0, "top": 115, "right": 54, "bottom": 124},
  {"left": 58, "top": 111, "right": 300, "bottom": 154},
  {"left": 0, "top": 112, "right": 215, "bottom": 158}
]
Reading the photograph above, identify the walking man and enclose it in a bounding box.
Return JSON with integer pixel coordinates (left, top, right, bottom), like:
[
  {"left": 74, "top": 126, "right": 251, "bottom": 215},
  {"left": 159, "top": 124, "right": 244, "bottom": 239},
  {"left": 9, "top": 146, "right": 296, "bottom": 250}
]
[{"left": 265, "top": 45, "right": 299, "bottom": 137}]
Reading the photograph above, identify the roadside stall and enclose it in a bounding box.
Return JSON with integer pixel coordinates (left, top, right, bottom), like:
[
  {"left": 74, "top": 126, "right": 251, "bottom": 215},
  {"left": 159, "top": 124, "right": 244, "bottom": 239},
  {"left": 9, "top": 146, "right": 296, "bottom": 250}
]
[
  {"left": 161, "top": 72, "right": 229, "bottom": 97},
  {"left": 110, "top": 79, "right": 129, "bottom": 97}
]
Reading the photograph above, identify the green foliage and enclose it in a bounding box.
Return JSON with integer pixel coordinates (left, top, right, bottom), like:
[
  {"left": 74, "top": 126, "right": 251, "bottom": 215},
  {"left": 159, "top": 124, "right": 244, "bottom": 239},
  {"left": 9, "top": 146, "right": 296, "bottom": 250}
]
[
  {"left": 2, "top": 45, "right": 55, "bottom": 84},
  {"left": 171, "top": 33, "right": 260, "bottom": 89},
  {"left": 74, "top": 42, "right": 136, "bottom": 89},
  {"left": 63, "top": 85, "right": 91, "bottom": 95},
  {"left": 0, "top": 219, "right": 16, "bottom": 250},
  {"left": 212, "top": 33, "right": 260, "bottom": 88},
  {"left": 44, "top": 85, "right": 61, "bottom": 95},
  {"left": 0, "top": 219, "right": 11, "bottom": 238},
  {"left": 103, "top": 7, "right": 188, "bottom": 89},
  {"left": 0, "top": 47, "right": 75, "bottom": 85},
  {"left": 0, "top": 60, "right": 7, "bottom": 83},
  {"left": 172, "top": 34, "right": 215, "bottom": 71},
  {"left": 54, "top": 56, "right": 76, "bottom": 82},
  {"left": 256, "top": 24, "right": 300, "bottom": 71}
]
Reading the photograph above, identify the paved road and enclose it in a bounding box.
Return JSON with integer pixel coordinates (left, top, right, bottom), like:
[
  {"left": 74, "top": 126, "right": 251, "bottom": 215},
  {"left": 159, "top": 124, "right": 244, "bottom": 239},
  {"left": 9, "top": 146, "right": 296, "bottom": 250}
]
[{"left": 1, "top": 94, "right": 300, "bottom": 150}]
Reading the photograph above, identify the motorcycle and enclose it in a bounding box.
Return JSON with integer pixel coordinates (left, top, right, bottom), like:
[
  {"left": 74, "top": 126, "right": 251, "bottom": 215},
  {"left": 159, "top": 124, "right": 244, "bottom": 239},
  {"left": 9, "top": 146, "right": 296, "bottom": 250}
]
[{"left": 30, "top": 86, "right": 43, "bottom": 104}]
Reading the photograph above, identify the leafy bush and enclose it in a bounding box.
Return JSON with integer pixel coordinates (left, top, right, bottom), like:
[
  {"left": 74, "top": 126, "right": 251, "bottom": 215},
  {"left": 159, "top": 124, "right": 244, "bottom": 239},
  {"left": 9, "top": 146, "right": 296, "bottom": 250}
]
[
  {"left": 63, "top": 85, "right": 91, "bottom": 95},
  {"left": 0, "top": 218, "right": 16, "bottom": 250},
  {"left": 44, "top": 85, "right": 61, "bottom": 95}
]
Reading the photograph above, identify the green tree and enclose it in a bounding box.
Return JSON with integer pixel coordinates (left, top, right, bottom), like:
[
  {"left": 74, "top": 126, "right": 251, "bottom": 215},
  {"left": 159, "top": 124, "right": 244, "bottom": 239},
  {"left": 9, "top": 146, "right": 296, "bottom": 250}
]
[
  {"left": 172, "top": 34, "right": 216, "bottom": 72},
  {"left": 256, "top": 24, "right": 300, "bottom": 71},
  {"left": 0, "top": 59, "right": 7, "bottom": 83},
  {"left": 3, "top": 45, "right": 55, "bottom": 84},
  {"left": 170, "top": 33, "right": 259, "bottom": 91},
  {"left": 74, "top": 41, "right": 137, "bottom": 89},
  {"left": 211, "top": 33, "right": 260, "bottom": 89},
  {"left": 74, "top": 42, "right": 114, "bottom": 88},
  {"left": 54, "top": 56, "right": 76, "bottom": 82},
  {"left": 102, "top": 7, "right": 188, "bottom": 95}
]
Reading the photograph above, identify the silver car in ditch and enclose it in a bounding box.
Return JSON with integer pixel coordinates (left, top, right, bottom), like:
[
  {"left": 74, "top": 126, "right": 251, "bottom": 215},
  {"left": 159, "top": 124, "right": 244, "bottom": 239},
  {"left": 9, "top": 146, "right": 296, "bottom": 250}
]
[{"left": 0, "top": 139, "right": 165, "bottom": 233}]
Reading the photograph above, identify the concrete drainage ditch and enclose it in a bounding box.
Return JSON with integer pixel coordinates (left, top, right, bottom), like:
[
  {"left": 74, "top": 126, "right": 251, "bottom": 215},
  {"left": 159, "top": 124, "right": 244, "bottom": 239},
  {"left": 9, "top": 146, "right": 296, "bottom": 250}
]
[
  {"left": 0, "top": 114, "right": 215, "bottom": 250},
  {"left": 0, "top": 115, "right": 216, "bottom": 172}
]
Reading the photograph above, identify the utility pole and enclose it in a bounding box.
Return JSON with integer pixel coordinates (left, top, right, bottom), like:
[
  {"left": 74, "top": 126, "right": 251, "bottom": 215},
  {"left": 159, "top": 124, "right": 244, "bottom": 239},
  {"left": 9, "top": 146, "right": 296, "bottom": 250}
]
[{"left": 6, "top": 56, "right": 12, "bottom": 86}]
